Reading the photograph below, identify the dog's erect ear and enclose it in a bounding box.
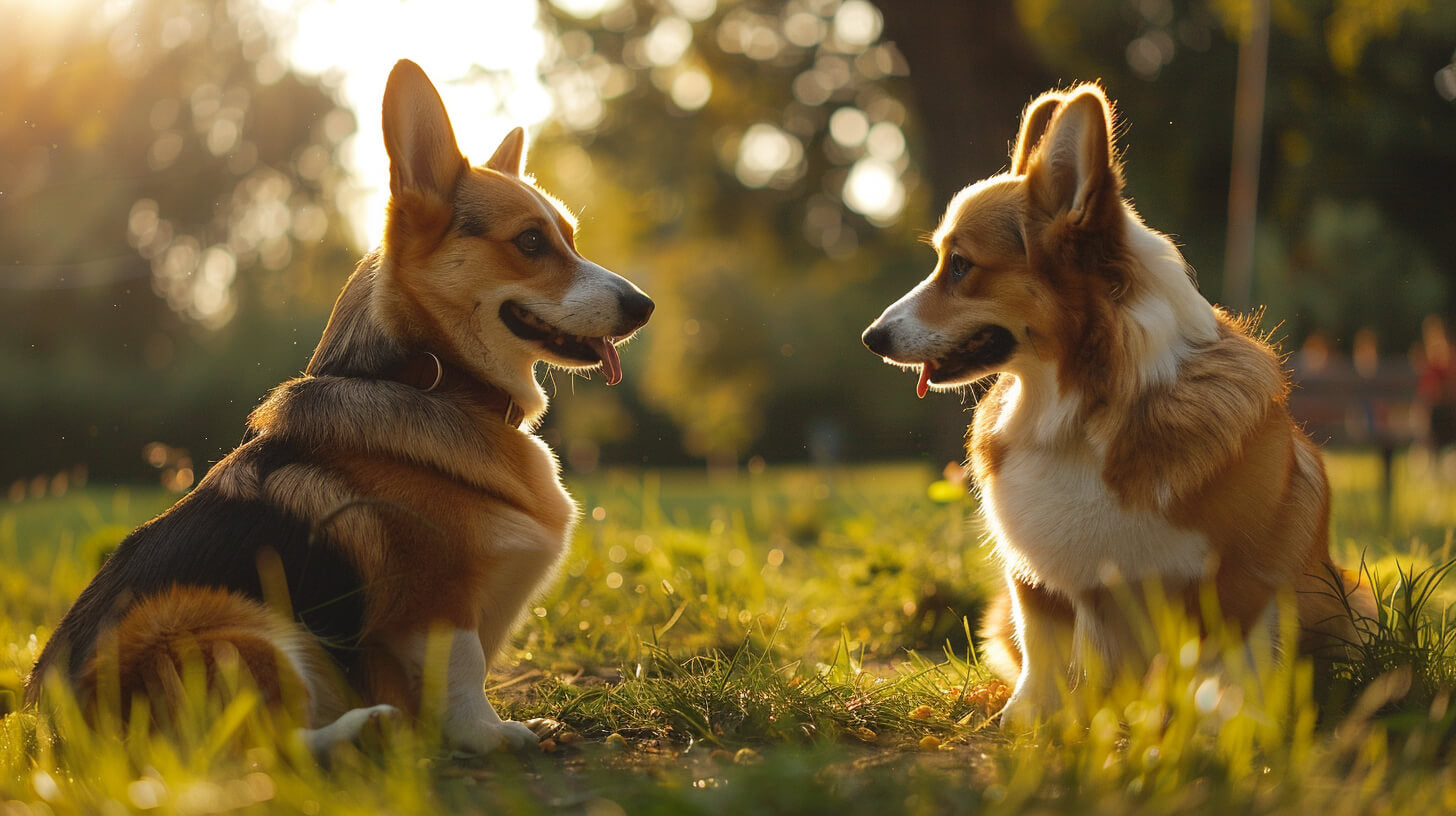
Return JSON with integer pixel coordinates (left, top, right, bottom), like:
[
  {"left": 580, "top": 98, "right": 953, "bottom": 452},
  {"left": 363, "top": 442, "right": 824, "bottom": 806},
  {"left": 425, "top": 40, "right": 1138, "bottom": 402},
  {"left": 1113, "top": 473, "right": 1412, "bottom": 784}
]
[
  {"left": 1025, "top": 86, "right": 1118, "bottom": 224},
  {"left": 382, "top": 59, "right": 466, "bottom": 202},
  {"left": 1011, "top": 92, "right": 1062, "bottom": 176},
  {"left": 486, "top": 127, "right": 526, "bottom": 177}
]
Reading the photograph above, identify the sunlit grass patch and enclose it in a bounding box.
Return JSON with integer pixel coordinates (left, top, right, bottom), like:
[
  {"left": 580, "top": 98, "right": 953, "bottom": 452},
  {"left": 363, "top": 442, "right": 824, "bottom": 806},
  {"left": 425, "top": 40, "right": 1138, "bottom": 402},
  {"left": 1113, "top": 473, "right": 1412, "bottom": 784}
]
[
  {"left": 522, "top": 463, "right": 991, "bottom": 666},
  {"left": 1, "top": 452, "right": 1455, "bottom": 812},
  {"left": 507, "top": 628, "right": 1005, "bottom": 751}
]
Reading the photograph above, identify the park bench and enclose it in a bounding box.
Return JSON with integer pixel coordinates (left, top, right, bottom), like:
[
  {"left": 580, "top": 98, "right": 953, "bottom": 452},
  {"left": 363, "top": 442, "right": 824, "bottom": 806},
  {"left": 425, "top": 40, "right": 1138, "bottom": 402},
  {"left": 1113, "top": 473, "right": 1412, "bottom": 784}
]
[{"left": 1288, "top": 360, "right": 1420, "bottom": 525}]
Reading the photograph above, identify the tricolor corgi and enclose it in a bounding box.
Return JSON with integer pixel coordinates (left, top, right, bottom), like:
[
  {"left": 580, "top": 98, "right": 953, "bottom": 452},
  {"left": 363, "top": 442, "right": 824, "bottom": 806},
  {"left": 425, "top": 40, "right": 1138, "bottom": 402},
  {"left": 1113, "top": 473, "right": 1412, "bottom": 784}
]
[
  {"left": 26, "top": 59, "right": 653, "bottom": 753},
  {"left": 863, "top": 84, "right": 1371, "bottom": 726}
]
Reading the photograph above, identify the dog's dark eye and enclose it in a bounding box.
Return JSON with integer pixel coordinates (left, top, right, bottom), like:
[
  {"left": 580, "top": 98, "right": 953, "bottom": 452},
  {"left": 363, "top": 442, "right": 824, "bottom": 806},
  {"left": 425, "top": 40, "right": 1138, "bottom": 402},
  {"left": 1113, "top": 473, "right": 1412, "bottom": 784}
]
[
  {"left": 513, "top": 228, "right": 547, "bottom": 257},
  {"left": 948, "top": 253, "right": 973, "bottom": 282}
]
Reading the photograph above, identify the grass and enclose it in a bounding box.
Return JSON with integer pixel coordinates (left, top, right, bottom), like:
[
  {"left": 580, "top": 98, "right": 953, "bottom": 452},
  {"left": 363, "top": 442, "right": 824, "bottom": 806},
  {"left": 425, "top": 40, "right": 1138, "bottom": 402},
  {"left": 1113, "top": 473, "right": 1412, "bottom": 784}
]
[{"left": 1, "top": 452, "right": 1455, "bottom": 813}]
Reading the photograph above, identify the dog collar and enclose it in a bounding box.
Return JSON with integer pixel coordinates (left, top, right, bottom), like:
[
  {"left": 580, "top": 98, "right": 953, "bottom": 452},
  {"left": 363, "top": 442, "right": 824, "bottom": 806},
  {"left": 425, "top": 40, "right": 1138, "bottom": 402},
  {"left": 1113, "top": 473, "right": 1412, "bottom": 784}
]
[{"left": 388, "top": 351, "right": 525, "bottom": 428}]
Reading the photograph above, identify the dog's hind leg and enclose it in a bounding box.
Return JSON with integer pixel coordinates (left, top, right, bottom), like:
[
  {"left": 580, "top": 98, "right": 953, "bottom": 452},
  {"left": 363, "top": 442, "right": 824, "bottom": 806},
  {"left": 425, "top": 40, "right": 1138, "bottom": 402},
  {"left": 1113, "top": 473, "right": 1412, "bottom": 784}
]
[
  {"left": 1296, "top": 560, "right": 1376, "bottom": 658},
  {"left": 299, "top": 704, "right": 402, "bottom": 756}
]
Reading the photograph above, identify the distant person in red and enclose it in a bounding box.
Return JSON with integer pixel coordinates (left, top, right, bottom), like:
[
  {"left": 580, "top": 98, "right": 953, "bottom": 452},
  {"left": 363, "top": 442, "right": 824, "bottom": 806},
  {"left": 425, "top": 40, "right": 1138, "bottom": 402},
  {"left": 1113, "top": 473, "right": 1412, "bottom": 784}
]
[{"left": 1416, "top": 315, "right": 1456, "bottom": 457}]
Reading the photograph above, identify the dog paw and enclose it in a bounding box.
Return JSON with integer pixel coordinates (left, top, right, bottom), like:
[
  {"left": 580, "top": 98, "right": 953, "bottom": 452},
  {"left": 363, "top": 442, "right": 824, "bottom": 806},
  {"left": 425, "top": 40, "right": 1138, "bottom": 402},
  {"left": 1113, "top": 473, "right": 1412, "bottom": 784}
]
[
  {"left": 334, "top": 704, "right": 404, "bottom": 737},
  {"left": 303, "top": 704, "right": 403, "bottom": 756},
  {"left": 996, "top": 688, "right": 1049, "bottom": 731},
  {"left": 364, "top": 703, "right": 404, "bottom": 723},
  {"left": 444, "top": 717, "right": 541, "bottom": 755}
]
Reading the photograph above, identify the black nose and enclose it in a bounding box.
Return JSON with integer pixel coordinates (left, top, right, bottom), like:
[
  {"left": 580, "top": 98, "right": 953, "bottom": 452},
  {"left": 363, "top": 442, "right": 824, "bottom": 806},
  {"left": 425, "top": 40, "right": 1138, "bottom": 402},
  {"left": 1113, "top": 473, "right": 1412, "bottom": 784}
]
[
  {"left": 863, "top": 324, "right": 894, "bottom": 357},
  {"left": 620, "top": 290, "right": 655, "bottom": 327}
]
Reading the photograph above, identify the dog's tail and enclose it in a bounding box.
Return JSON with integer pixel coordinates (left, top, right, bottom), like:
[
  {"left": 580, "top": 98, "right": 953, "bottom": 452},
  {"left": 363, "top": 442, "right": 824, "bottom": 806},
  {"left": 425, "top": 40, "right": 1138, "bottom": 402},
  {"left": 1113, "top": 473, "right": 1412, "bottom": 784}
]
[
  {"left": 68, "top": 586, "right": 344, "bottom": 729},
  {"left": 1296, "top": 560, "right": 1378, "bottom": 657}
]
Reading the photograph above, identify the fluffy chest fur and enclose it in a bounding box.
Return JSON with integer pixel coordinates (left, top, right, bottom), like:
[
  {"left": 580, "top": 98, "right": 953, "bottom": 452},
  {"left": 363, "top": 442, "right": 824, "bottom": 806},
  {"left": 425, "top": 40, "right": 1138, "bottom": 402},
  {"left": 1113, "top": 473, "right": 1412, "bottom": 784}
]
[
  {"left": 976, "top": 421, "right": 1212, "bottom": 593},
  {"left": 968, "top": 300, "right": 1298, "bottom": 601}
]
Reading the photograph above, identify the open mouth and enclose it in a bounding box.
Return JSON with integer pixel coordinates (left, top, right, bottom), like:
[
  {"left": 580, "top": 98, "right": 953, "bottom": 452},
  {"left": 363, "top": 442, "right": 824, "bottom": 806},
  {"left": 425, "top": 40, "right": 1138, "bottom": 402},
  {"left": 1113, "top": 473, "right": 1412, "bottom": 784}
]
[
  {"left": 499, "top": 301, "right": 623, "bottom": 385},
  {"left": 915, "top": 325, "right": 1017, "bottom": 398}
]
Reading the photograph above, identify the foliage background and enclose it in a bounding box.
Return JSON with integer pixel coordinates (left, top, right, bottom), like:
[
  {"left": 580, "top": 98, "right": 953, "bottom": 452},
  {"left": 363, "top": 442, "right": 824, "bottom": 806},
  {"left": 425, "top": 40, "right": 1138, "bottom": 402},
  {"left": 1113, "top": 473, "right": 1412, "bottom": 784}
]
[
  {"left": 3, "top": 3, "right": 1456, "bottom": 811},
  {"left": 1, "top": 0, "right": 1452, "bottom": 486}
]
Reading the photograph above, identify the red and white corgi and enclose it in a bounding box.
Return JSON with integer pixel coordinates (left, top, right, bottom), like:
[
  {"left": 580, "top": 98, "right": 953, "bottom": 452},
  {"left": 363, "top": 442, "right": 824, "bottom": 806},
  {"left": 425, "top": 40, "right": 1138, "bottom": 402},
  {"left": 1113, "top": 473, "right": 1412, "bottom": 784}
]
[
  {"left": 27, "top": 60, "right": 652, "bottom": 753},
  {"left": 863, "top": 85, "right": 1372, "bottom": 726}
]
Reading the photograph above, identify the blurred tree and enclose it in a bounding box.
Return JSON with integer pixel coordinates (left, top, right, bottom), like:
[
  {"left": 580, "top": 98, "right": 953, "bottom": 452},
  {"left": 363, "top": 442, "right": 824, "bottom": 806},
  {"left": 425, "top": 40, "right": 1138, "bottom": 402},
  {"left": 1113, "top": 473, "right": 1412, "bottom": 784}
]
[
  {"left": 531, "top": 0, "right": 952, "bottom": 468},
  {"left": 0, "top": 0, "right": 358, "bottom": 485},
  {"left": 878, "top": 1, "right": 1054, "bottom": 205},
  {"left": 9, "top": 0, "right": 1448, "bottom": 484}
]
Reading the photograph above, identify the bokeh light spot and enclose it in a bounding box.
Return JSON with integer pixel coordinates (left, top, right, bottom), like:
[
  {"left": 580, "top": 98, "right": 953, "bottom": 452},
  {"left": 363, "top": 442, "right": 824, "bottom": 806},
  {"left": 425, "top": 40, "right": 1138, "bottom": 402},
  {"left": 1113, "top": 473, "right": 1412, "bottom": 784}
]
[
  {"left": 644, "top": 16, "right": 693, "bottom": 67},
  {"left": 833, "top": 0, "right": 882, "bottom": 48},
  {"left": 829, "top": 107, "right": 869, "bottom": 148},
  {"left": 735, "top": 123, "right": 803, "bottom": 188},
  {"left": 668, "top": 0, "right": 716, "bottom": 23},
  {"left": 552, "top": 0, "right": 623, "bottom": 18},
  {"left": 864, "top": 121, "right": 905, "bottom": 161},
  {"left": 843, "top": 158, "right": 904, "bottom": 224},
  {"left": 670, "top": 69, "right": 712, "bottom": 111}
]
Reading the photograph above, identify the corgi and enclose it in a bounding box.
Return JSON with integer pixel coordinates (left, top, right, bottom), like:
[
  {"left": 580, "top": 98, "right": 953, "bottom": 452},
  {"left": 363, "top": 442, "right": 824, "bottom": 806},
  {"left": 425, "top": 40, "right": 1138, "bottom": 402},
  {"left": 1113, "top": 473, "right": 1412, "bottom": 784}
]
[
  {"left": 25, "top": 59, "right": 653, "bottom": 754},
  {"left": 863, "top": 85, "right": 1372, "bottom": 727}
]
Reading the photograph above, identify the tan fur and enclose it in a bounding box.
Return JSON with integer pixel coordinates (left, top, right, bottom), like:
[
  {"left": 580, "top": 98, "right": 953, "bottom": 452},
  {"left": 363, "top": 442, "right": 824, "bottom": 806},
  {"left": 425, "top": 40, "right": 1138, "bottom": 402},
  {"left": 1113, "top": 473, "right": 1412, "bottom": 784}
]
[
  {"left": 78, "top": 586, "right": 344, "bottom": 728},
  {"left": 866, "top": 84, "right": 1372, "bottom": 726},
  {"left": 28, "top": 60, "right": 651, "bottom": 754}
]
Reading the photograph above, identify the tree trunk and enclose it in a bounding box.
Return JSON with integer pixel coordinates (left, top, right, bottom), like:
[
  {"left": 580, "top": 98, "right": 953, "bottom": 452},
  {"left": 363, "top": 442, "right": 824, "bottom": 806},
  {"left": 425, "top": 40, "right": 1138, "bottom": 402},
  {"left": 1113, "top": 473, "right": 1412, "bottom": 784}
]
[{"left": 879, "top": 0, "right": 1055, "bottom": 208}]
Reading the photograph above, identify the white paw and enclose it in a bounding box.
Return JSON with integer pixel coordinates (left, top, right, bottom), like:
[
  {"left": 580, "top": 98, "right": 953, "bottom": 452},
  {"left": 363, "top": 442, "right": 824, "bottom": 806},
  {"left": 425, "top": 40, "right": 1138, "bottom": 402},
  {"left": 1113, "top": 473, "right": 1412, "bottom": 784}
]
[
  {"left": 444, "top": 717, "right": 541, "bottom": 755},
  {"left": 353, "top": 703, "right": 404, "bottom": 729},
  {"left": 302, "top": 704, "right": 402, "bottom": 755},
  {"left": 997, "top": 683, "right": 1056, "bottom": 730},
  {"left": 996, "top": 691, "right": 1036, "bottom": 730}
]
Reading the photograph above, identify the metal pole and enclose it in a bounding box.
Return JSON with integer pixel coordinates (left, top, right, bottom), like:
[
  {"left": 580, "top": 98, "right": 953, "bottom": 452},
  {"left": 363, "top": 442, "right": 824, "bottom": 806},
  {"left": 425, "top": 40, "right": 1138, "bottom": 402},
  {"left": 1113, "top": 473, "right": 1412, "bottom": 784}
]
[{"left": 1223, "top": 0, "right": 1271, "bottom": 312}]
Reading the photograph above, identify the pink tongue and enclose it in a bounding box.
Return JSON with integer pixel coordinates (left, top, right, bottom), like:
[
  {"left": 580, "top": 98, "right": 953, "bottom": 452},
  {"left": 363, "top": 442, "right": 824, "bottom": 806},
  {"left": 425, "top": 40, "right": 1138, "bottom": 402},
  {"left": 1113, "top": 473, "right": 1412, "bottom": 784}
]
[
  {"left": 586, "top": 336, "right": 622, "bottom": 385},
  {"left": 916, "top": 363, "right": 933, "bottom": 399}
]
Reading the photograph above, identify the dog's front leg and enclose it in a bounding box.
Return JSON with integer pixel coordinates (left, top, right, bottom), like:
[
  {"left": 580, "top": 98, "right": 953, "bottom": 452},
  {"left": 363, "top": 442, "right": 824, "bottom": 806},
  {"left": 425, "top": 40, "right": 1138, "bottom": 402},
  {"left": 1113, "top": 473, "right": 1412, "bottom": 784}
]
[
  {"left": 1072, "top": 587, "right": 1145, "bottom": 681},
  {"left": 433, "top": 628, "right": 539, "bottom": 754},
  {"left": 998, "top": 576, "right": 1076, "bottom": 729}
]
